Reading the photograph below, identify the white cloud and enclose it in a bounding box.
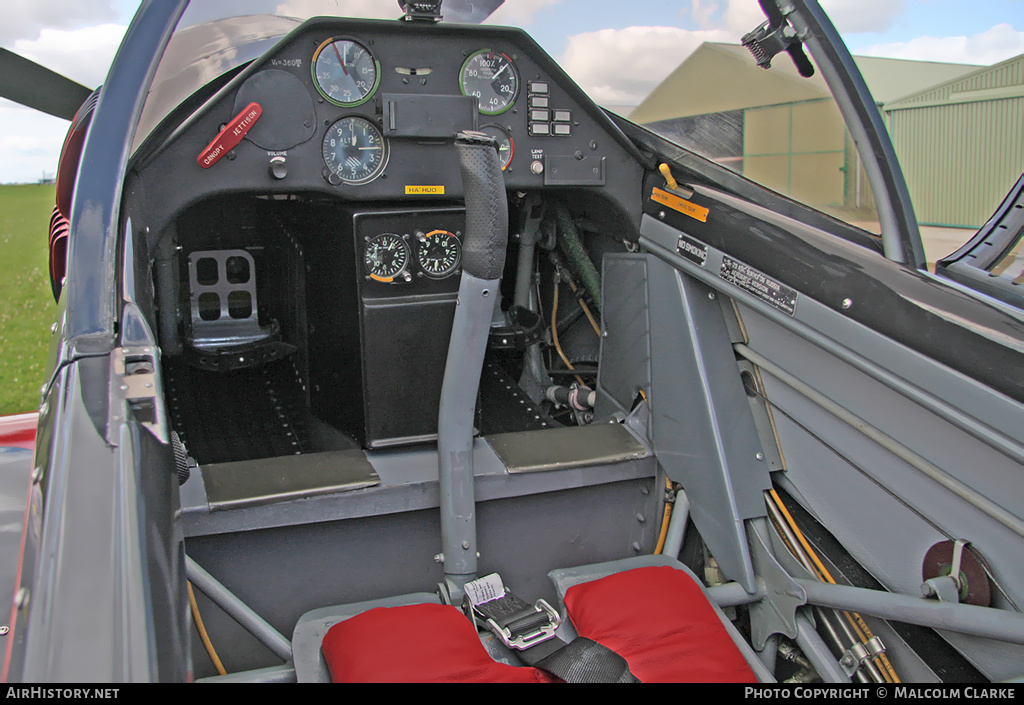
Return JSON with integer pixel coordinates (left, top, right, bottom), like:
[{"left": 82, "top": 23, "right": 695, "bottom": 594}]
[
  {"left": 560, "top": 25, "right": 734, "bottom": 105},
  {"left": 818, "top": 0, "right": 908, "bottom": 34},
  {"left": 0, "top": 102, "right": 67, "bottom": 184},
  {"left": 687, "top": 0, "right": 908, "bottom": 35},
  {"left": 856, "top": 23, "right": 1024, "bottom": 65},
  {"left": 12, "top": 24, "right": 127, "bottom": 90},
  {"left": 274, "top": 0, "right": 397, "bottom": 19},
  {"left": 0, "top": 0, "right": 118, "bottom": 45},
  {"left": 487, "top": 0, "right": 561, "bottom": 25}
]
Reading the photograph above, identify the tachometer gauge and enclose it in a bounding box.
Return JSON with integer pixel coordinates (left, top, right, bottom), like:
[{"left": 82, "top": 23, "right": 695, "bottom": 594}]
[
  {"left": 364, "top": 233, "right": 411, "bottom": 282},
  {"left": 479, "top": 124, "right": 514, "bottom": 170},
  {"left": 417, "top": 230, "right": 462, "bottom": 278},
  {"left": 460, "top": 49, "right": 519, "bottom": 115},
  {"left": 323, "top": 116, "right": 388, "bottom": 185},
  {"left": 312, "top": 38, "right": 380, "bottom": 106}
]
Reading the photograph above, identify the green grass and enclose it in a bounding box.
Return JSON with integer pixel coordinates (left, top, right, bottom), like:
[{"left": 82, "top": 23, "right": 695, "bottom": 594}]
[{"left": 0, "top": 184, "right": 58, "bottom": 415}]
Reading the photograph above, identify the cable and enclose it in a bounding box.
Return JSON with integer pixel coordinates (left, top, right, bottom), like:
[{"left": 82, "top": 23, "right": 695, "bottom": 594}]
[
  {"left": 766, "top": 490, "right": 900, "bottom": 683},
  {"left": 551, "top": 273, "right": 585, "bottom": 387},
  {"left": 188, "top": 580, "right": 227, "bottom": 676},
  {"left": 654, "top": 477, "right": 674, "bottom": 554},
  {"left": 564, "top": 277, "right": 602, "bottom": 337}
]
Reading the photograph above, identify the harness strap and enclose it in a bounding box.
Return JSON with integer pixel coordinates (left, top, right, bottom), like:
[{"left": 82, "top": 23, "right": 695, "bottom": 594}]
[
  {"left": 464, "top": 573, "right": 637, "bottom": 683},
  {"left": 516, "top": 635, "right": 638, "bottom": 683}
]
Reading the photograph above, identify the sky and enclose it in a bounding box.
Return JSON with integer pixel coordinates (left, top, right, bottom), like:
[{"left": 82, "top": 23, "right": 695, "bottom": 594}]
[{"left": 0, "top": 0, "right": 1021, "bottom": 183}]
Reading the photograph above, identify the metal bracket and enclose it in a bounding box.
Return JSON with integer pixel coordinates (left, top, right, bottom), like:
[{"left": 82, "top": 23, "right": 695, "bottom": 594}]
[
  {"left": 748, "top": 522, "right": 807, "bottom": 650},
  {"left": 399, "top": 1, "right": 443, "bottom": 22},
  {"left": 921, "top": 538, "right": 969, "bottom": 603},
  {"left": 838, "top": 635, "right": 886, "bottom": 676},
  {"left": 108, "top": 345, "right": 169, "bottom": 444},
  {"left": 741, "top": 7, "right": 814, "bottom": 77}
]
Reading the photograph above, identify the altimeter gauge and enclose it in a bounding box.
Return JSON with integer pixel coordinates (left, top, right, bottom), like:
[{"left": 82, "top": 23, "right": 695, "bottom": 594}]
[
  {"left": 364, "top": 233, "right": 411, "bottom": 282},
  {"left": 323, "top": 116, "right": 389, "bottom": 185},
  {"left": 312, "top": 38, "right": 380, "bottom": 107},
  {"left": 416, "top": 230, "right": 462, "bottom": 279},
  {"left": 460, "top": 49, "right": 519, "bottom": 115}
]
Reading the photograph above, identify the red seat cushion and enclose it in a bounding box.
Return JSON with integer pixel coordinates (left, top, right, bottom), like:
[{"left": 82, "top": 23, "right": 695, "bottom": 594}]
[
  {"left": 322, "top": 603, "right": 555, "bottom": 683},
  {"left": 563, "top": 565, "right": 758, "bottom": 683}
]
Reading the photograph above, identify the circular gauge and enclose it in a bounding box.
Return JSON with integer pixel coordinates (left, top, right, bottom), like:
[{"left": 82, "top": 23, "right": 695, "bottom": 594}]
[
  {"left": 322, "top": 116, "right": 389, "bottom": 185},
  {"left": 479, "top": 124, "right": 514, "bottom": 170},
  {"left": 460, "top": 49, "right": 519, "bottom": 115},
  {"left": 417, "top": 230, "right": 462, "bottom": 278},
  {"left": 364, "top": 233, "right": 410, "bottom": 281},
  {"left": 312, "top": 38, "right": 380, "bottom": 106}
]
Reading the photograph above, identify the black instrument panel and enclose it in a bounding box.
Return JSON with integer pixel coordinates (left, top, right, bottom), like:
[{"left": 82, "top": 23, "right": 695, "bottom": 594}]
[{"left": 140, "top": 17, "right": 643, "bottom": 224}]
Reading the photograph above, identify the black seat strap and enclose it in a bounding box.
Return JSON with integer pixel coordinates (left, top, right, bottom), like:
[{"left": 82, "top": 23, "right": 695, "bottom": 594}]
[
  {"left": 462, "top": 574, "right": 638, "bottom": 683},
  {"left": 516, "top": 635, "right": 638, "bottom": 683}
]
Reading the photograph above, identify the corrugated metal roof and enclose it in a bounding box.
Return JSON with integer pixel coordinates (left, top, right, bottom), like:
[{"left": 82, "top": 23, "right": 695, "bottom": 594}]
[
  {"left": 629, "top": 42, "right": 979, "bottom": 124},
  {"left": 885, "top": 54, "right": 1024, "bottom": 110}
]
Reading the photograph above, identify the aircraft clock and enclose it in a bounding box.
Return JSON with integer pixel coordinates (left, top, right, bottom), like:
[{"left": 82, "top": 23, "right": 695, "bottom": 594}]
[{"left": 416, "top": 230, "right": 462, "bottom": 278}]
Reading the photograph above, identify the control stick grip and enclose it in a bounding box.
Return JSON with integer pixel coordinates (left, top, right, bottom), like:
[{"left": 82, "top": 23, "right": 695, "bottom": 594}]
[{"left": 454, "top": 131, "right": 508, "bottom": 281}]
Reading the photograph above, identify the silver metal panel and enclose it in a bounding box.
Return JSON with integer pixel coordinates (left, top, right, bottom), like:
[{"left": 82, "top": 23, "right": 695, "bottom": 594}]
[
  {"left": 487, "top": 423, "right": 648, "bottom": 474},
  {"left": 201, "top": 450, "right": 381, "bottom": 511}
]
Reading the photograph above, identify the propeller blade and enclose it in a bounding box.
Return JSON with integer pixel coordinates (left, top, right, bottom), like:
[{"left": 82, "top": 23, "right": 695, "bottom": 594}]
[{"left": 0, "top": 48, "right": 93, "bottom": 120}]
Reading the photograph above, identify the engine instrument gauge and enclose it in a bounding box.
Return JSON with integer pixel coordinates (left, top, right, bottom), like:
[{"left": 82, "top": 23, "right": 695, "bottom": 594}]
[
  {"left": 323, "top": 116, "right": 388, "bottom": 185},
  {"left": 312, "top": 38, "right": 380, "bottom": 106},
  {"left": 478, "top": 124, "right": 514, "bottom": 170},
  {"left": 364, "top": 233, "right": 411, "bottom": 282},
  {"left": 416, "top": 230, "right": 462, "bottom": 278},
  {"left": 460, "top": 49, "right": 519, "bottom": 115}
]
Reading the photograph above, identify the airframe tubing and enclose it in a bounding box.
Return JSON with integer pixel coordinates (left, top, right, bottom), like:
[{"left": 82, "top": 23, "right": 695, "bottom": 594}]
[
  {"left": 797, "top": 579, "right": 1024, "bottom": 645},
  {"left": 796, "top": 613, "right": 852, "bottom": 683},
  {"left": 185, "top": 556, "right": 292, "bottom": 661},
  {"left": 735, "top": 343, "right": 1024, "bottom": 540}
]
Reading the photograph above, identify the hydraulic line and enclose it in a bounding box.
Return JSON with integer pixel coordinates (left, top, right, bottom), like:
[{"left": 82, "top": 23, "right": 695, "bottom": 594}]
[
  {"left": 654, "top": 478, "right": 674, "bottom": 555},
  {"left": 551, "top": 200, "right": 601, "bottom": 314},
  {"left": 551, "top": 272, "right": 585, "bottom": 386},
  {"left": 188, "top": 581, "right": 227, "bottom": 676},
  {"left": 766, "top": 490, "right": 899, "bottom": 683}
]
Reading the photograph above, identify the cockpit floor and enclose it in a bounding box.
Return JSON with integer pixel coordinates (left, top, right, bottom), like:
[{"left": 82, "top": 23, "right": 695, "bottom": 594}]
[{"left": 164, "top": 355, "right": 357, "bottom": 464}]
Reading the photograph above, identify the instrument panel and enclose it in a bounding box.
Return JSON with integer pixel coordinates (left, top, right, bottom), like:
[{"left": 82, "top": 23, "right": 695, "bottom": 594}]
[
  {"left": 363, "top": 228, "right": 462, "bottom": 283},
  {"left": 142, "top": 16, "right": 642, "bottom": 220}
]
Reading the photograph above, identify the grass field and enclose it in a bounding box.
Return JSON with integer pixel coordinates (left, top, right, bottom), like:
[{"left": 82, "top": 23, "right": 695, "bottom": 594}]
[{"left": 0, "top": 184, "right": 58, "bottom": 415}]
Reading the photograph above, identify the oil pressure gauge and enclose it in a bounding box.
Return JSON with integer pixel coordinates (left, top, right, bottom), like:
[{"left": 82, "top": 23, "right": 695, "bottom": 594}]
[
  {"left": 416, "top": 230, "right": 462, "bottom": 279},
  {"left": 364, "top": 233, "right": 411, "bottom": 282}
]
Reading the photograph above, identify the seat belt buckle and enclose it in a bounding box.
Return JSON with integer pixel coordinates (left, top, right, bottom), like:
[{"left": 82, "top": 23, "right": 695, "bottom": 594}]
[{"left": 462, "top": 573, "right": 561, "bottom": 650}]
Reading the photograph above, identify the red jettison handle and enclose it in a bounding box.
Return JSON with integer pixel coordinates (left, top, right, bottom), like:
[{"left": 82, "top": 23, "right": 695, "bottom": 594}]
[{"left": 197, "top": 102, "right": 263, "bottom": 168}]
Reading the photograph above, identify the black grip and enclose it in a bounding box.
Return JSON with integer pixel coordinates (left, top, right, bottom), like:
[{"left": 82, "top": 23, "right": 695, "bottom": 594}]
[{"left": 455, "top": 131, "right": 508, "bottom": 280}]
